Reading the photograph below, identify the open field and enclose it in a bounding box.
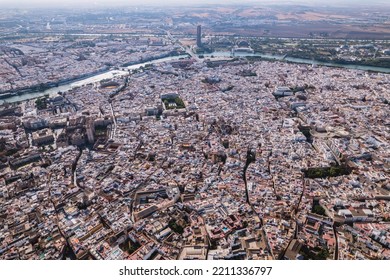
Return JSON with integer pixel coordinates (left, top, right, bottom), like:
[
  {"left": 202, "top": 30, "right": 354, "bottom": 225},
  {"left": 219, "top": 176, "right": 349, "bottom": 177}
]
[{"left": 172, "top": 4, "right": 390, "bottom": 39}]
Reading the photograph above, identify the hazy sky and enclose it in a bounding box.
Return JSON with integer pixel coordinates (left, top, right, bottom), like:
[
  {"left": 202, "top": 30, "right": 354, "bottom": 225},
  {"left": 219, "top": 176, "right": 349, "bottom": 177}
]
[{"left": 0, "top": 0, "right": 387, "bottom": 8}]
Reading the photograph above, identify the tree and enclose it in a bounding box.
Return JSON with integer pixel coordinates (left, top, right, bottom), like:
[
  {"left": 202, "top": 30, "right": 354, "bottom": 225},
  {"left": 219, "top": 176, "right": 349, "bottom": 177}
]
[
  {"left": 35, "top": 97, "right": 47, "bottom": 110},
  {"left": 316, "top": 248, "right": 330, "bottom": 260},
  {"left": 168, "top": 220, "right": 184, "bottom": 234},
  {"left": 329, "top": 167, "right": 338, "bottom": 177},
  {"left": 313, "top": 205, "right": 326, "bottom": 216}
]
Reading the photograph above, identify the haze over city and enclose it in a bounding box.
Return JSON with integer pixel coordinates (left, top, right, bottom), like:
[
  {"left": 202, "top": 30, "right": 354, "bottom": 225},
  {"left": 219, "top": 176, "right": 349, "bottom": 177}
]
[{"left": 1, "top": 0, "right": 390, "bottom": 8}]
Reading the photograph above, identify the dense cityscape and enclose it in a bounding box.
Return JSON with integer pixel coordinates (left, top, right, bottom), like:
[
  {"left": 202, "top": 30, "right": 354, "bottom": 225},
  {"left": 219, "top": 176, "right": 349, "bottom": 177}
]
[{"left": 0, "top": 2, "right": 389, "bottom": 260}]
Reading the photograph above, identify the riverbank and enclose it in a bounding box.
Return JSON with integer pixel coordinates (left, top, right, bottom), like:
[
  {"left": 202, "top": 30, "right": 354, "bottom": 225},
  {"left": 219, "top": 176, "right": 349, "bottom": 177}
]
[
  {"left": 0, "top": 52, "right": 189, "bottom": 105},
  {"left": 203, "top": 51, "right": 390, "bottom": 73},
  {"left": 0, "top": 66, "right": 111, "bottom": 99},
  {"left": 1, "top": 50, "right": 388, "bottom": 105}
]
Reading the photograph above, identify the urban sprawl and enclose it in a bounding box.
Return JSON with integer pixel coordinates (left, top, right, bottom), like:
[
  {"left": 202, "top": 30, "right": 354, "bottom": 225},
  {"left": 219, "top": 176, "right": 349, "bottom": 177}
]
[{"left": 0, "top": 6, "right": 389, "bottom": 261}]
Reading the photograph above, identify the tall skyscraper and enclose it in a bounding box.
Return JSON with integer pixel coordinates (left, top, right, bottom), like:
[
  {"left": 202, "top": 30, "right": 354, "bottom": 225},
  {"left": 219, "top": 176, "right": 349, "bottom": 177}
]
[{"left": 197, "top": 25, "right": 202, "bottom": 48}]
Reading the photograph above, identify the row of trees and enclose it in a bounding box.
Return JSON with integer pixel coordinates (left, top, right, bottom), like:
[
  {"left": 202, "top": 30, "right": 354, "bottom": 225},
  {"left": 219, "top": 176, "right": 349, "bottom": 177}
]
[{"left": 304, "top": 165, "right": 352, "bottom": 179}]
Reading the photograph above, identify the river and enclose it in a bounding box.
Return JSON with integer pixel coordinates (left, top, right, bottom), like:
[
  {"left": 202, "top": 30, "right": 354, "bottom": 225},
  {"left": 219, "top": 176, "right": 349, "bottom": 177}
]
[
  {"left": 1, "top": 51, "right": 389, "bottom": 105},
  {"left": 204, "top": 51, "right": 390, "bottom": 73},
  {"left": 0, "top": 54, "right": 189, "bottom": 104}
]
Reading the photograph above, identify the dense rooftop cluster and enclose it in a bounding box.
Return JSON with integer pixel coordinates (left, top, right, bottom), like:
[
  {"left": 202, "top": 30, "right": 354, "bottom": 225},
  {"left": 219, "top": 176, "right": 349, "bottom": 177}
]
[
  {"left": 0, "top": 37, "right": 178, "bottom": 96},
  {"left": 0, "top": 54, "right": 389, "bottom": 260}
]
